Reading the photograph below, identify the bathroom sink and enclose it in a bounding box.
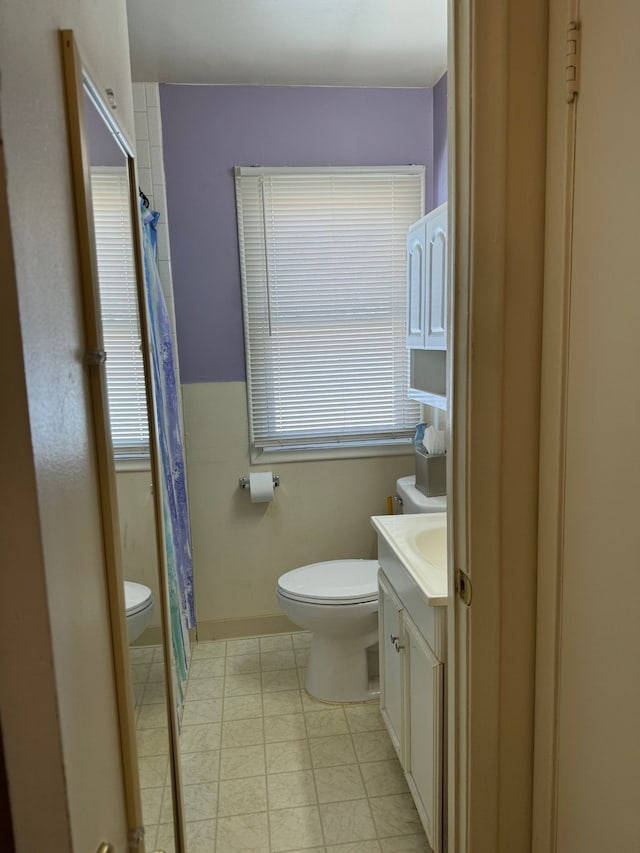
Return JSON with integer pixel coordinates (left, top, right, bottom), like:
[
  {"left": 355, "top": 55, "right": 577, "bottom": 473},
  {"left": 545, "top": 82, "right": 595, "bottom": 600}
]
[
  {"left": 371, "top": 512, "right": 448, "bottom": 605},
  {"left": 411, "top": 526, "right": 447, "bottom": 570}
]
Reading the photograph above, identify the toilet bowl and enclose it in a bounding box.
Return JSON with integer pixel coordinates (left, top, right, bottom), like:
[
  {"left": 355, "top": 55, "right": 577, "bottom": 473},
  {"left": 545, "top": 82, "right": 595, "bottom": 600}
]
[
  {"left": 277, "top": 560, "right": 380, "bottom": 703},
  {"left": 124, "top": 581, "right": 155, "bottom": 644},
  {"left": 276, "top": 476, "right": 447, "bottom": 703}
]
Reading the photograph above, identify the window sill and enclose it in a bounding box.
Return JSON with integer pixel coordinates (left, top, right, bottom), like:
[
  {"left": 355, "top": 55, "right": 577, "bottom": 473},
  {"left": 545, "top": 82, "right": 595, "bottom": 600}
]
[
  {"left": 115, "top": 457, "right": 152, "bottom": 473},
  {"left": 250, "top": 441, "right": 414, "bottom": 465}
]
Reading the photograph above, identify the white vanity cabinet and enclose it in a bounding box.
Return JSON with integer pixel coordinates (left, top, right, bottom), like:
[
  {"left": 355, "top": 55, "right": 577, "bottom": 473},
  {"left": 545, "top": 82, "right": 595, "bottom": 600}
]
[
  {"left": 406, "top": 201, "right": 448, "bottom": 351},
  {"left": 377, "top": 538, "right": 446, "bottom": 853}
]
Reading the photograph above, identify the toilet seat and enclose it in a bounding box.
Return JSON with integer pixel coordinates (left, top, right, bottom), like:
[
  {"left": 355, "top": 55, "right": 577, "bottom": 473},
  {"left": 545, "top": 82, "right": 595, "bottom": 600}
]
[
  {"left": 277, "top": 559, "right": 379, "bottom": 606},
  {"left": 124, "top": 581, "right": 153, "bottom": 616}
]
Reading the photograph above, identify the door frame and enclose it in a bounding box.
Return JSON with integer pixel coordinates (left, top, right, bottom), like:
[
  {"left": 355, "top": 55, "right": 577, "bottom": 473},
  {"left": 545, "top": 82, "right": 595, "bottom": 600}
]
[{"left": 447, "top": 0, "right": 549, "bottom": 849}]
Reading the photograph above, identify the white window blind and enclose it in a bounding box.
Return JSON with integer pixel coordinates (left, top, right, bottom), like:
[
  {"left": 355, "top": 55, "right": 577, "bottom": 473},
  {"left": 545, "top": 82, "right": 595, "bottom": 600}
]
[
  {"left": 91, "top": 167, "right": 150, "bottom": 460},
  {"left": 235, "top": 166, "right": 423, "bottom": 456}
]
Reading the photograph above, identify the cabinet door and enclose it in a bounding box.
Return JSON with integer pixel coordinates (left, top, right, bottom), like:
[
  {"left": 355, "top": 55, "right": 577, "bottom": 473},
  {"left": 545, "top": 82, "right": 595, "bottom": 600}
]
[
  {"left": 424, "top": 203, "right": 448, "bottom": 350},
  {"left": 378, "top": 572, "right": 404, "bottom": 759},
  {"left": 403, "top": 613, "right": 444, "bottom": 852},
  {"left": 406, "top": 217, "right": 427, "bottom": 349}
]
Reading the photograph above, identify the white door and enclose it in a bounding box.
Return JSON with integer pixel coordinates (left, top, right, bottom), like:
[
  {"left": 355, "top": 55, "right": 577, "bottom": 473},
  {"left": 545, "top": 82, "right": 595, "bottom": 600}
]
[
  {"left": 535, "top": 2, "right": 640, "bottom": 850},
  {"left": 378, "top": 573, "right": 404, "bottom": 757},
  {"left": 404, "top": 613, "right": 444, "bottom": 853},
  {"left": 424, "top": 203, "right": 448, "bottom": 350},
  {"left": 407, "top": 217, "right": 427, "bottom": 349}
]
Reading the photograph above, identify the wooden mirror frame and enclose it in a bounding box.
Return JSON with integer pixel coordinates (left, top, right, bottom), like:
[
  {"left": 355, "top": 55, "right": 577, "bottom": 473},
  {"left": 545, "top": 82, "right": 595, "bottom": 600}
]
[{"left": 60, "top": 29, "right": 186, "bottom": 853}]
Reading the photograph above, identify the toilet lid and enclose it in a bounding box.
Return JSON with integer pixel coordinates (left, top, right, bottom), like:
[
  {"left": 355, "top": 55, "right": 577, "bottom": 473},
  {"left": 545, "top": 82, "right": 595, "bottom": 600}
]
[
  {"left": 277, "top": 560, "right": 379, "bottom": 605},
  {"left": 124, "top": 581, "right": 153, "bottom": 616}
]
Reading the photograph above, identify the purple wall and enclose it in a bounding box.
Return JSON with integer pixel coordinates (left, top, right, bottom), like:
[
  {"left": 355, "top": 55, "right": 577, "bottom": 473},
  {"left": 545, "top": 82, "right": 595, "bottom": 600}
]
[
  {"left": 160, "top": 85, "right": 434, "bottom": 383},
  {"left": 433, "top": 73, "right": 448, "bottom": 206}
]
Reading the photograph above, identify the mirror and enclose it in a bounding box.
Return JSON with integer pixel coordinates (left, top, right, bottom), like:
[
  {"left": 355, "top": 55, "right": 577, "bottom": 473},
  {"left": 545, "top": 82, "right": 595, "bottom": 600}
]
[{"left": 61, "top": 31, "right": 186, "bottom": 852}]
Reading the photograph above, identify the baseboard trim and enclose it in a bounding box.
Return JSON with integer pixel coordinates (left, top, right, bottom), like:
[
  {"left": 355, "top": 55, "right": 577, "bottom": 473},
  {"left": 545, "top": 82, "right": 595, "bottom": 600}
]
[{"left": 196, "top": 614, "right": 299, "bottom": 641}]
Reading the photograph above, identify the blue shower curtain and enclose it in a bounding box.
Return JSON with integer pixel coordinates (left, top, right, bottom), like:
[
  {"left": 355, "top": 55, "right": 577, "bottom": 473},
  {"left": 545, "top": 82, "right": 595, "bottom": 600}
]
[{"left": 140, "top": 204, "right": 195, "bottom": 709}]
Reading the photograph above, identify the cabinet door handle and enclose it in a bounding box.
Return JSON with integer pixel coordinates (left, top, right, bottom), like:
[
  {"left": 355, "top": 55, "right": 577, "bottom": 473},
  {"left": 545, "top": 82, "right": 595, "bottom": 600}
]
[
  {"left": 390, "top": 634, "right": 400, "bottom": 645},
  {"left": 394, "top": 639, "right": 405, "bottom": 652}
]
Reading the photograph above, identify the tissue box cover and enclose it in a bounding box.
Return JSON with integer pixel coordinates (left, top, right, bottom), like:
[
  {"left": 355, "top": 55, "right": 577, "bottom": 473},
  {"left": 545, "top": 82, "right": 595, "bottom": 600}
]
[{"left": 415, "top": 446, "right": 446, "bottom": 497}]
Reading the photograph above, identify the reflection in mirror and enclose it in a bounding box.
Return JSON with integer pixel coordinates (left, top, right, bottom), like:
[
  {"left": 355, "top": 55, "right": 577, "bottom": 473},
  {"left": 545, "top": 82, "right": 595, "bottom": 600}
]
[{"left": 83, "top": 84, "right": 180, "bottom": 850}]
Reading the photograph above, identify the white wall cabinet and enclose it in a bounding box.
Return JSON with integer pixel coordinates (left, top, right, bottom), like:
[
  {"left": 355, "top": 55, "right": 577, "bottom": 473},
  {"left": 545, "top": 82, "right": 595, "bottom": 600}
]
[
  {"left": 406, "top": 201, "right": 448, "bottom": 351},
  {"left": 377, "top": 557, "right": 446, "bottom": 852}
]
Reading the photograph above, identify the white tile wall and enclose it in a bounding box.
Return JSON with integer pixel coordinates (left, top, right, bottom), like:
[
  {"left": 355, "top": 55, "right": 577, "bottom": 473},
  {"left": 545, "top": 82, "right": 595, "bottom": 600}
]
[{"left": 132, "top": 82, "right": 182, "bottom": 373}]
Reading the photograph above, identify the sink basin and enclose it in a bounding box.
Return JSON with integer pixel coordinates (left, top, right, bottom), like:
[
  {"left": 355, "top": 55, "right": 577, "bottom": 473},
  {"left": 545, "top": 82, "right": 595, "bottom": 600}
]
[{"left": 412, "top": 526, "right": 447, "bottom": 570}]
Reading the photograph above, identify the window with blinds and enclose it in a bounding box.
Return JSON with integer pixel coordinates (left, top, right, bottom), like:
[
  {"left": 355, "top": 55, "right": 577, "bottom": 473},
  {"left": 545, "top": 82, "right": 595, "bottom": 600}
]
[
  {"left": 91, "top": 167, "right": 150, "bottom": 460},
  {"left": 235, "top": 166, "right": 423, "bottom": 457}
]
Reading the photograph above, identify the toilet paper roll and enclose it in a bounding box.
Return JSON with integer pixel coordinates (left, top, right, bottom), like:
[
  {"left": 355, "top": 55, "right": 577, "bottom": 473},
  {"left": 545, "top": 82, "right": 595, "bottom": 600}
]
[{"left": 249, "top": 471, "right": 275, "bottom": 503}]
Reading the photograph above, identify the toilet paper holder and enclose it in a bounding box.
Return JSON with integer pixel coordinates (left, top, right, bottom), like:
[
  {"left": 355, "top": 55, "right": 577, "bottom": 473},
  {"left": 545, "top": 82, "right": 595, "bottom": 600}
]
[{"left": 239, "top": 474, "right": 280, "bottom": 490}]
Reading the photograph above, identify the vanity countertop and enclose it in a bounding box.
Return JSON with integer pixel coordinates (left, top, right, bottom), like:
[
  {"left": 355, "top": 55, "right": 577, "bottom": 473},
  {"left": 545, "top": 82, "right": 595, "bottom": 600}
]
[{"left": 371, "top": 512, "right": 448, "bottom": 606}]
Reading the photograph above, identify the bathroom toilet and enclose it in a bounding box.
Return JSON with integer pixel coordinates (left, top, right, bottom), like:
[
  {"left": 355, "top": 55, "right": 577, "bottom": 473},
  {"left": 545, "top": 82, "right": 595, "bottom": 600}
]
[
  {"left": 124, "top": 581, "right": 155, "bottom": 644},
  {"left": 276, "top": 475, "right": 446, "bottom": 703}
]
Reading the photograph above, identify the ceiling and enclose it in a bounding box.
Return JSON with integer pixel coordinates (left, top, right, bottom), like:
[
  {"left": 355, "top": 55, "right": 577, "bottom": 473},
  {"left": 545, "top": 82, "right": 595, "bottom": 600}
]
[{"left": 126, "top": 0, "right": 448, "bottom": 87}]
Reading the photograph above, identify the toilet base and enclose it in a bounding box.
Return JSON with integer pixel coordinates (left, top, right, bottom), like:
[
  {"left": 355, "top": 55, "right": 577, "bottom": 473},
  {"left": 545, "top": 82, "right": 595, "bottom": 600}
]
[{"left": 305, "top": 630, "right": 380, "bottom": 703}]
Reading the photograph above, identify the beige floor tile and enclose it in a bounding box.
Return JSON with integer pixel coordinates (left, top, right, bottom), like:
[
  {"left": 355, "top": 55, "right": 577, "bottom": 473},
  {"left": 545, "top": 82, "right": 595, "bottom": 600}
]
[
  {"left": 219, "top": 744, "right": 266, "bottom": 779},
  {"left": 218, "top": 775, "right": 267, "bottom": 816},
  {"left": 304, "top": 708, "right": 348, "bottom": 738},
  {"left": 180, "top": 750, "right": 220, "bottom": 784},
  {"left": 260, "top": 649, "right": 296, "bottom": 671},
  {"left": 359, "top": 760, "right": 409, "bottom": 797},
  {"left": 216, "top": 811, "right": 270, "bottom": 852},
  {"left": 147, "top": 662, "right": 166, "bottom": 682},
  {"left": 294, "top": 647, "right": 310, "bottom": 668},
  {"left": 137, "top": 703, "right": 168, "bottom": 730},
  {"left": 314, "top": 764, "right": 366, "bottom": 803},
  {"left": 141, "top": 786, "right": 163, "bottom": 825},
  {"left": 221, "top": 717, "right": 265, "bottom": 748},
  {"left": 345, "top": 704, "right": 386, "bottom": 733},
  {"left": 267, "top": 769, "right": 317, "bottom": 810},
  {"left": 179, "top": 722, "right": 221, "bottom": 753},
  {"left": 226, "top": 637, "right": 260, "bottom": 656},
  {"left": 309, "top": 734, "right": 357, "bottom": 768},
  {"left": 223, "top": 693, "right": 263, "bottom": 720},
  {"left": 181, "top": 698, "right": 223, "bottom": 726},
  {"left": 154, "top": 822, "right": 175, "bottom": 853},
  {"left": 368, "top": 794, "right": 424, "bottom": 839},
  {"left": 185, "top": 818, "right": 217, "bottom": 853},
  {"left": 152, "top": 645, "right": 165, "bottom": 662},
  {"left": 141, "top": 681, "right": 167, "bottom": 705},
  {"left": 297, "top": 667, "right": 309, "bottom": 688},
  {"left": 263, "top": 690, "right": 303, "bottom": 716},
  {"left": 192, "top": 639, "right": 226, "bottom": 659},
  {"left": 180, "top": 781, "right": 218, "bottom": 822},
  {"left": 264, "top": 713, "right": 307, "bottom": 743},
  {"left": 136, "top": 727, "right": 170, "bottom": 757},
  {"left": 300, "top": 690, "right": 333, "bottom": 713},
  {"left": 131, "top": 663, "right": 151, "bottom": 684},
  {"left": 320, "top": 799, "right": 376, "bottom": 846},
  {"left": 190, "top": 657, "right": 226, "bottom": 679},
  {"left": 224, "top": 672, "right": 263, "bottom": 696},
  {"left": 138, "top": 754, "right": 169, "bottom": 789},
  {"left": 186, "top": 676, "right": 224, "bottom": 700},
  {"left": 351, "top": 730, "right": 397, "bottom": 763},
  {"left": 262, "top": 669, "right": 300, "bottom": 692},
  {"left": 269, "top": 805, "right": 324, "bottom": 852},
  {"left": 260, "top": 634, "right": 294, "bottom": 652},
  {"left": 379, "top": 835, "right": 431, "bottom": 852},
  {"left": 265, "top": 739, "right": 312, "bottom": 774},
  {"left": 130, "top": 646, "right": 155, "bottom": 664},
  {"left": 327, "top": 841, "right": 382, "bottom": 852},
  {"left": 292, "top": 632, "right": 313, "bottom": 648},
  {"left": 226, "top": 653, "right": 261, "bottom": 675}
]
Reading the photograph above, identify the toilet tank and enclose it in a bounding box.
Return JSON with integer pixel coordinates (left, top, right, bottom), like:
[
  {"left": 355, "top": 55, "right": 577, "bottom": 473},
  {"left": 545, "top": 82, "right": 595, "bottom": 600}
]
[{"left": 396, "top": 475, "right": 447, "bottom": 513}]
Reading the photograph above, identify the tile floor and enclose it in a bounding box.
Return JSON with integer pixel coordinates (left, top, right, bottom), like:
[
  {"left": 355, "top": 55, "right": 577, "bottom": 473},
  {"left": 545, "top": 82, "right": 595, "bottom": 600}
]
[{"left": 131, "top": 632, "right": 432, "bottom": 853}]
